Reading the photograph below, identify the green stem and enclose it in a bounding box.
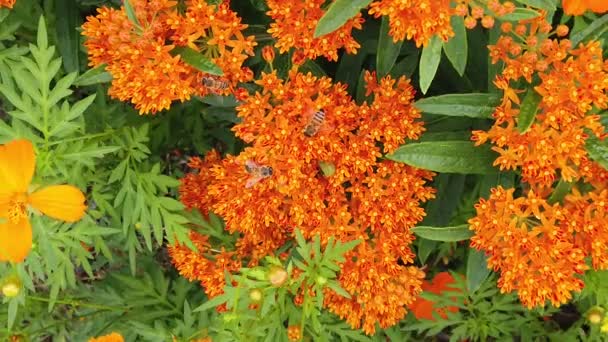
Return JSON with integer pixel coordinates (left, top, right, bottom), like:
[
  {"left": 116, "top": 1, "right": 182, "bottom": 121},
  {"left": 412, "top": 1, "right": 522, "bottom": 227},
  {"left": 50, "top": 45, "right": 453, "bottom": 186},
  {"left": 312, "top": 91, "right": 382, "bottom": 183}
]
[{"left": 46, "top": 130, "right": 117, "bottom": 147}]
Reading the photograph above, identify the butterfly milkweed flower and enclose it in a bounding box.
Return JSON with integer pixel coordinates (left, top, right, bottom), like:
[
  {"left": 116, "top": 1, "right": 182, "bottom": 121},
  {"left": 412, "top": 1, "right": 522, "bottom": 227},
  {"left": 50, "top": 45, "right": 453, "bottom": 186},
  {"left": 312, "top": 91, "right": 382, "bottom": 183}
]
[
  {"left": 368, "top": 0, "right": 454, "bottom": 46},
  {"left": 88, "top": 332, "right": 124, "bottom": 342},
  {"left": 408, "top": 272, "right": 461, "bottom": 320},
  {"left": 0, "top": 139, "right": 86, "bottom": 263},
  {"left": 563, "top": 0, "right": 608, "bottom": 15},
  {"left": 266, "top": 0, "right": 362, "bottom": 61}
]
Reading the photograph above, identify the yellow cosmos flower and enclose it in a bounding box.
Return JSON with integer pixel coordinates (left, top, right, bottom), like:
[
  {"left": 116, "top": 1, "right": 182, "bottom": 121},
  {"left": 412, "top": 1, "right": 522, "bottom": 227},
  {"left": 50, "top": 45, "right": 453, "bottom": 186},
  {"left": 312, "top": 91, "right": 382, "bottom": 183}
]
[{"left": 0, "top": 139, "right": 86, "bottom": 263}]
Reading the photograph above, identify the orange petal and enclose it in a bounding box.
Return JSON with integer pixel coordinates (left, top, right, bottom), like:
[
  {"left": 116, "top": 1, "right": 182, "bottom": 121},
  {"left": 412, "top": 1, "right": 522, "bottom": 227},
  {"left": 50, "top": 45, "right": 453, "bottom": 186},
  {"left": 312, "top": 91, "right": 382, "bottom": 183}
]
[
  {"left": 0, "top": 191, "right": 10, "bottom": 218},
  {"left": 0, "top": 139, "right": 36, "bottom": 193},
  {"left": 562, "top": 0, "right": 587, "bottom": 15},
  {"left": 0, "top": 218, "right": 32, "bottom": 262},
  {"left": 28, "top": 185, "right": 86, "bottom": 222}
]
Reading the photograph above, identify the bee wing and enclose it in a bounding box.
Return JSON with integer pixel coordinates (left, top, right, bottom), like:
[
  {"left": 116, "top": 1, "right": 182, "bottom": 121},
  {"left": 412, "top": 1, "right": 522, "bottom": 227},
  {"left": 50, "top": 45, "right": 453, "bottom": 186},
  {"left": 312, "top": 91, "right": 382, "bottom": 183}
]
[
  {"left": 245, "top": 159, "right": 258, "bottom": 171},
  {"left": 246, "top": 176, "right": 263, "bottom": 188}
]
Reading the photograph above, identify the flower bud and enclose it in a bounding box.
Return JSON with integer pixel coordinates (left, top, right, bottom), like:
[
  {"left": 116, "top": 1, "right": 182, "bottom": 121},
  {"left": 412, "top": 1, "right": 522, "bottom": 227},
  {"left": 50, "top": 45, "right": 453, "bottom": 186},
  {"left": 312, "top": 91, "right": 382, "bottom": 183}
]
[
  {"left": 268, "top": 266, "right": 288, "bottom": 287},
  {"left": 556, "top": 25, "right": 569, "bottom": 37},
  {"left": 249, "top": 289, "right": 263, "bottom": 302},
  {"left": 315, "top": 276, "right": 327, "bottom": 286},
  {"left": 589, "top": 307, "right": 606, "bottom": 325},
  {"left": 2, "top": 276, "right": 21, "bottom": 298},
  {"left": 262, "top": 46, "right": 275, "bottom": 64}
]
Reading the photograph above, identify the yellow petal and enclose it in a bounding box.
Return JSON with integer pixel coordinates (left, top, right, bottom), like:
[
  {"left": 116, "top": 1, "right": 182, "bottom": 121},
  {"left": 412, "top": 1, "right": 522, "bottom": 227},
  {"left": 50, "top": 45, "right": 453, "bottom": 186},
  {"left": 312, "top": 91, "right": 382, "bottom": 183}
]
[
  {"left": 0, "top": 139, "right": 36, "bottom": 193},
  {"left": 28, "top": 185, "right": 87, "bottom": 222},
  {"left": 0, "top": 218, "right": 32, "bottom": 262},
  {"left": 0, "top": 191, "right": 10, "bottom": 218}
]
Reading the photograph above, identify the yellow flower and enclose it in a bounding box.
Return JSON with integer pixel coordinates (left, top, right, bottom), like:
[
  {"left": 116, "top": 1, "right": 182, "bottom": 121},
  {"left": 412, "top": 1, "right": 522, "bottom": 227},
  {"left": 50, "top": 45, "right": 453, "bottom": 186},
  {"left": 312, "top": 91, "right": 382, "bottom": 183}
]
[{"left": 0, "top": 139, "right": 87, "bottom": 263}]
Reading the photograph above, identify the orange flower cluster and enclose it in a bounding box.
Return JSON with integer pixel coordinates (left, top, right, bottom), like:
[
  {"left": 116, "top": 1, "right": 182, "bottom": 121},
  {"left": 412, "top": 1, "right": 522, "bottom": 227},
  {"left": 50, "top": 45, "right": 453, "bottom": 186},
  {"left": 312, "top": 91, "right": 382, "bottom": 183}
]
[
  {"left": 408, "top": 272, "right": 461, "bottom": 320},
  {"left": 0, "top": 0, "right": 15, "bottom": 8},
  {"left": 82, "top": 0, "right": 255, "bottom": 114},
  {"left": 174, "top": 68, "right": 435, "bottom": 334},
  {"left": 563, "top": 0, "right": 608, "bottom": 15},
  {"left": 266, "top": 0, "right": 362, "bottom": 61},
  {"left": 474, "top": 23, "right": 607, "bottom": 187},
  {"left": 368, "top": 0, "right": 454, "bottom": 46},
  {"left": 469, "top": 17, "right": 608, "bottom": 308},
  {"left": 88, "top": 332, "right": 124, "bottom": 342},
  {"left": 454, "top": 0, "right": 518, "bottom": 29}
]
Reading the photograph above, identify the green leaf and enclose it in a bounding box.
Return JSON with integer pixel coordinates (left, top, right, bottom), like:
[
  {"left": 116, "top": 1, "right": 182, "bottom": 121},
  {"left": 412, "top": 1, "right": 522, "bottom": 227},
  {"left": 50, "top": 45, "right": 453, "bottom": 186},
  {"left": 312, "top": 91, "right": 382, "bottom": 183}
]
[
  {"left": 412, "top": 224, "right": 473, "bottom": 242},
  {"left": 570, "top": 14, "right": 608, "bottom": 47},
  {"left": 123, "top": 0, "right": 141, "bottom": 27},
  {"left": 419, "top": 36, "right": 442, "bottom": 94},
  {"left": 517, "top": 88, "right": 542, "bottom": 133},
  {"left": 443, "top": 16, "right": 467, "bottom": 76},
  {"left": 499, "top": 8, "right": 541, "bottom": 21},
  {"left": 515, "top": 0, "right": 556, "bottom": 11},
  {"left": 415, "top": 93, "right": 500, "bottom": 118},
  {"left": 172, "top": 46, "right": 223, "bottom": 76},
  {"left": 376, "top": 16, "right": 403, "bottom": 77},
  {"left": 548, "top": 179, "right": 572, "bottom": 204},
  {"left": 585, "top": 134, "right": 608, "bottom": 170},
  {"left": 36, "top": 16, "right": 48, "bottom": 50},
  {"left": 54, "top": 0, "right": 80, "bottom": 73},
  {"left": 319, "top": 161, "right": 335, "bottom": 177},
  {"left": 387, "top": 141, "right": 498, "bottom": 174},
  {"left": 466, "top": 248, "right": 491, "bottom": 293},
  {"left": 74, "top": 64, "right": 112, "bottom": 86},
  {"left": 314, "top": 0, "right": 371, "bottom": 37}
]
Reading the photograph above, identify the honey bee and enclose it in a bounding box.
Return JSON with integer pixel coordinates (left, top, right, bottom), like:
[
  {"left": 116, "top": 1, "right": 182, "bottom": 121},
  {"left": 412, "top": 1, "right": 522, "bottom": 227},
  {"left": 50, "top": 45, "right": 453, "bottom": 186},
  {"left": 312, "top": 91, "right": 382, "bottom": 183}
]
[
  {"left": 244, "top": 159, "right": 273, "bottom": 188},
  {"left": 303, "top": 109, "right": 327, "bottom": 137},
  {"left": 202, "top": 75, "right": 229, "bottom": 94}
]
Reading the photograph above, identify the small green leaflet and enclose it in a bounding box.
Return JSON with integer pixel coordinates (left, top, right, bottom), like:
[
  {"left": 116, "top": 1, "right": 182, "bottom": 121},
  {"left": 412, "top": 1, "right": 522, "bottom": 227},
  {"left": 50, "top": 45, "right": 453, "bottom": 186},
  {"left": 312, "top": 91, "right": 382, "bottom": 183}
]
[
  {"left": 319, "top": 161, "right": 336, "bottom": 177},
  {"left": 443, "top": 16, "right": 467, "bottom": 76},
  {"left": 415, "top": 93, "right": 501, "bottom": 118},
  {"left": 376, "top": 16, "right": 403, "bottom": 77},
  {"left": 499, "top": 8, "right": 541, "bottom": 21},
  {"left": 515, "top": 0, "right": 556, "bottom": 11},
  {"left": 387, "top": 141, "right": 498, "bottom": 174},
  {"left": 412, "top": 224, "right": 473, "bottom": 242},
  {"left": 517, "top": 88, "right": 542, "bottom": 133},
  {"left": 466, "top": 248, "right": 491, "bottom": 293},
  {"left": 570, "top": 14, "right": 608, "bottom": 47},
  {"left": 419, "top": 36, "right": 442, "bottom": 94},
  {"left": 172, "top": 46, "right": 223, "bottom": 76},
  {"left": 547, "top": 179, "right": 572, "bottom": 204},
  {"left": 74, "top": 64, "right": 113, "bottom": 86},
  {"left": 314, "top": 0, "right": 372, "bottom": 37}
]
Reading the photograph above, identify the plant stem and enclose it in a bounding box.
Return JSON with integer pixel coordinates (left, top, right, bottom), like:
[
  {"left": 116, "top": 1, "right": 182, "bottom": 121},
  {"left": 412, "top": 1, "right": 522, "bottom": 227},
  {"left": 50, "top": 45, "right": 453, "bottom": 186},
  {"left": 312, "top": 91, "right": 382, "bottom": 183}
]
[{"left": 27, "top": 295, "right": 129, "bottom": 311}]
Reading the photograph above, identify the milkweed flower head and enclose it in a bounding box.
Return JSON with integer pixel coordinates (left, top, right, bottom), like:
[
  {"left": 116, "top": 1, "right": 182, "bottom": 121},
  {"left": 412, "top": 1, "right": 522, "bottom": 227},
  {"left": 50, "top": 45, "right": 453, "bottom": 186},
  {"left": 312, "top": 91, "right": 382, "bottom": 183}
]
[
  {"left": 0, "top": 139, "right": 87, "bottom": 263},
  {"left": 473, "top": 20, "right": 608, "bottom": 187},
  {"left": 453, "top": 0, "right": 518, "bottom": 29},
  {"left": 368, "top": 0, "right": 454, "bottom": 45},
  {"left": 82, "top": 0, "right": 255, "bottom": 114},
  {"left": 173, "top": 68, "right": 435, "bottom": 333},
  {"left": 266, "top": 0, "right": 363, "bottom": 61}
]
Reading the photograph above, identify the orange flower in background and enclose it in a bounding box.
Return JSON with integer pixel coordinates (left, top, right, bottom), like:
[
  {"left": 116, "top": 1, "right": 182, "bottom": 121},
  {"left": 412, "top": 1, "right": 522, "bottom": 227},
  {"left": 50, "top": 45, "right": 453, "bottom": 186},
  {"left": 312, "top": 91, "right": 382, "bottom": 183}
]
[
  {"left": 563, "top": 0, "right": 608, "bottom": 15},
  {"left": 409, "top": 272, "right": 461, "bottom": 320},
  {"left": 266, "top": 0, "right": 363, "bottom": 61},
  {"left": 0, "top": 0, "right": 15, "bottom": 8},
  {"left": 368, "top": 0, "right": 454, "bottom": 46},
  {"left": 0, "top": 139, "right": 87, "bottom": 263},
  {"left": 88, "top": 332, "right": 124, "bottom": 342}
]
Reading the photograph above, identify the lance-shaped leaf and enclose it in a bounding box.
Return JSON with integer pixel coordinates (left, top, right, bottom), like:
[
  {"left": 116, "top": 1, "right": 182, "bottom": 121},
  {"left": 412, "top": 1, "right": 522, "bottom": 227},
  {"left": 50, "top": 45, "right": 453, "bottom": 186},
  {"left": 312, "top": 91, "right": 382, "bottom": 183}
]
[
  {"left": 515, "top": 0, "right": 556, "bottom": 11},
  {"left": 499, "top": 8, "right": 541, "bottom": 21},
  {"left": 74, "top": 64, "right": 112, "bottom": 86},
  {"left": 412, "top": 224, "right": 473, "bottom": 242},
  {"left": 517, "top": 88, "right": 542, "bottom": 133},
  {"left": 443, "top": 16, "right": 467, "bottom": 76},
  {"left": 387, "top": 141, "right": 498, "bottom": 174},
  {"left": 586, "top": 133, "right": 608, "bottom": 171},
  {"left": 314, "top": 0, "right": 371, "bottom": 37},
  {"left": 570, "top": 14, "right": 608, "bottom": 47},
  {"left": 123, "top": 0, "right": 141, "bottom": 28},
  {"left": 376, "top": 16, "right": 403, "bottom": 77},
  {"left": 466, "top": 248, "right": 491, "bottom": 293},
  {"left": 415, "top": 93, "right": 500, "bottom": 118},
  {"left": 172, "top": 46, "right": 223, "bottom": 76},
  {"left": 419, "top": 36, "right": 442, "bottom": 94}
]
